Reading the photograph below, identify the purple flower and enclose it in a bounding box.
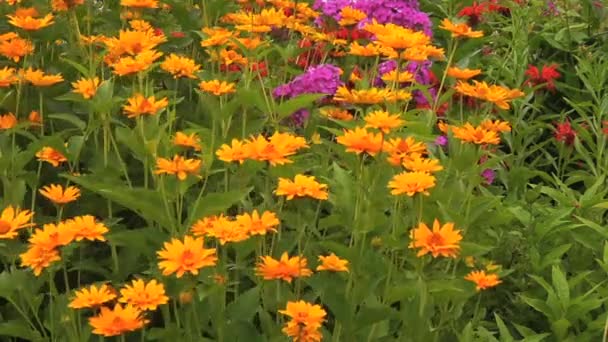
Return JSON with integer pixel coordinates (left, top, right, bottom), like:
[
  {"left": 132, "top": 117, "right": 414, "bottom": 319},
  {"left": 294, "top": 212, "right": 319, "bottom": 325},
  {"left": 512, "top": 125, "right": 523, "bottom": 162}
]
[
  {"left": 481, "top": 169, "right": 496, "bottom": 185},
  {"left": 435, "top": 135, "right": 448, "bottom": 147}
]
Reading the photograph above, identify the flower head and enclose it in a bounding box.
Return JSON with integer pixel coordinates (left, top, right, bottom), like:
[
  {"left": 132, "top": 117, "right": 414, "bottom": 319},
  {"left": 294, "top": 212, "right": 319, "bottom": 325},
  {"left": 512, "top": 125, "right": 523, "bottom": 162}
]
[
  {"left": 338, "top": 6, "right": 366, "bottom": 26},
  {"left": 452, "top": 123, "right": 500, "bottom": 145},
  {"left": 0, "top": 36, "right": 33, "bottom": 62},
  {"left": 39, "top": 184, "right": 80, "bottom": 205},
  {"left": 235, "top": 210, "right": 280, "bottom": 236},
  {"left": 0, "top": 205, "right": 34, "bottom": 239},
  {"left": 20, "top": 245, "right": 61, "bottom": 276},
  {"left": 0, "top": 67, "right": 18, "bottom": 87},
  {"left": 23, "top": 68, "right": 63, "bottom": 86},
  {"left": 465, "top": 270, "right": 502, "bottom": 291},
  {"left": 525, "top": 64, "right": 560, "bottom": 91},
  {"left": 67, "top": 215, "right": 109, "bottom": 242},
  {"left": 554, "top": 121, "right": 576, "bottom": 145},
  {"left": 120, "top": 0, "right": 159, "bottom": 8},
  {"left": 123, "top": 93, "right": 168, "bottom": 118},
  {"left": 160, "top": 54, "right": 201, "bottom": 79},
  {"left": 0, "top": 112, "right": 17, "bottom": 130},
  {"left": 89, "top": 304, "right": 146, "bottom": 337},
  {"left": 388, "top": 171, "right": 436, "bottom": 196},
  {"left": 279, "top": 300, "right": 326, "bottom": 342},
  {"left": 173, "top": 132, "right": 202, "bottom": 151},
  {"left": 199, "top": 80, "right": 236, "bottom": 96},
  {"left": 447, "top": 67, "right": 481, "bottom": 80},
  {"left": 256, "top": 252, "right": 313, "bottom": 283},
  {"left": 157, "top": 235, "right": 217, "bottom": 278},
  {"left": 36, "top": 147, "right": 67, "bottom": 167},
  {"left": 409, "top": 219, "right": 462, "bottom": 258},
  {"left": 72, "top": 77, "right": 100, "bottom": 99},
  {"left": 154, "top": 155, "right": 202, "bottom": 180},
  {"left": 69, "top": 284, "right": 117, "bottom": 309},
  {"left": 316, "top": 253, "right": 349, "bottom": 272},
  {"left": 337, "top": 127, "right": 384, "bottom": 155},
  {"left": 7, "top": 13, "right": 54, "bottom": 30},
  {"left": 29, "top": 222, "right": 75, "bottom": 251},
  {"left": 192, "top": 214, "right": 249, "bottom": 245},
  {"left": 119, "top": 279, "right": 168, "bottom": 311},
  {"left": 216, "top": 139, "right": 249, "bottom": 164},
  {"left": 275, "top": 175, "right": 328, "bottom": 200},
  {"left": 364, "top": 110, "right": 405, "bottom": 134},
  {"left": 439, "top": 18, "right": 483, "bottom": 38}
]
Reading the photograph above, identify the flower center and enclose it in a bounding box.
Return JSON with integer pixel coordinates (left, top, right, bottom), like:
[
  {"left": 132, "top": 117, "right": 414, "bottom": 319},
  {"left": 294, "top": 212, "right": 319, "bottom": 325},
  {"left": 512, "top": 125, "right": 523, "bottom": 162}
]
[
  {"left": 0, "top": 220, "right": 12, "bottom": 234},
  {"left": 427, "top": 232, "right": 444, "bottom": 247}
]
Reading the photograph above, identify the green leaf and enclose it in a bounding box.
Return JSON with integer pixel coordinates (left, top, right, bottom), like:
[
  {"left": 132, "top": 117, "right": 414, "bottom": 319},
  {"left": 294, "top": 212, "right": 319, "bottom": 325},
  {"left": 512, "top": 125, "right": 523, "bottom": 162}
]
[
  {"left": 494, "top": 313, "right": 514, "bottom": 342},
  {"left": 276, "top": 93, "right": 325, "bottom": 120},
  {"left": 48, "top": 113, "right": 86, "bottom": 131},
  {"left": 575, "top": 215, "right": 608, "bottom": 238},
  {"left": 60, "top": 57, "right": 91, "bottom": 77},
  {"left": 225, "top": 286, "right": 260, "bottom": 322},
  {"left": 188, "top": 187, "right": 252, "bottom": 224},
  {"left": 0, "top": 320, "right": 43, "bottom": 341},
  {"left": 552, "top": 265, "right": 570, "bottom": 308}
]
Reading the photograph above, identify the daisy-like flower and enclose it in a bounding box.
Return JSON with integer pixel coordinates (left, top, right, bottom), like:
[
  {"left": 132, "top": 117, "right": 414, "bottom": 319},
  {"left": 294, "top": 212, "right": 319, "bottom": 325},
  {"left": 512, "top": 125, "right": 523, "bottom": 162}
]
[
  {"left": 244, "top": 133, "right": 309, "bottom": 166},
  {"left": 160, "top": 54, "right": 201, "bottom": 79},
  {"left": 316, "top": 253, "right": 349, "bottom": 272},
  {"left": 452, "top": 123, "right": 501, "bottom": 145},
  {"left": 447, "top": 67, "right": 482, "bottom": 80},
  {"left": 256, "top": 252, "right": 313, "bottom": 283},
  {"left": 192, "top": 214, "right": 249, "bottom": 245},
  {"left": 66, "top": 215, "right": 109, "bottom": 242},
  {"left": 465, "top": 270, "right": 502, "bottom": 291},
  {"left": 122, "top": 93, "right": 168, "bottom": 118},
  {"left": 119, "top": 279, "right": 168, "bottom": 311},
  {"left": 0, "top": 35, "right": 33, "bottom": 62},
  {"left": 28, "top": 222, "right": 75, "bottom": 251},
  {"left": 51, "top": 0, "right": 85, "bottom": 11},
  {"left": 319, "top": 107, "right": 354, "bottom": 121},
  {"left": 0, "top": 112, "right": 17, "bottom": 130},
  {"left": 336, "top": 127, "right": 384, "bottom": 155},
  {"left": 199, "top": 80, "right": 236, "bottom": 96},
  {"left": 439, "top": 18, "right": 484, "bottom": 38},
  {"left": 388, "top": 171, "right": 436, "bottom": 196},
  {"left": 157, "top": 235, "right": 217, "bottom": 278},
  {"left": 216, "top": 139, "right": 249, "bottom": 164},
  {"left": 409, "top": 219, "right": 462, "bottom": 258},
  {"left": 23, "top": 68, "right": 63, "bottom": 86},
  {"left": 7, "top": 13, "right": 54, "bottom": 31},
  {"left": 36, "top": 147, "right": 67, "bottom": 167},
  {"left": 71, "top": 77, "right": 100, "bottom": 99},
  {"left": 384, "top": 137, "right": 428, "bottom": 166},
  {"left": 89, "top": 304, "right": 146, "bottom": 337},
  {"left": 381, "top": 70, "right": 416, "bottom": 84},
  {"left": 173, "top": 132, "right": 202, "bottom": 151},
  {"left": 235, "top": 210, "right": 280, "bottom": 236},
  {"left": 279, "top": 301, "right": 326, "bottom": 342},
  {"left": 364, "top": 110, "right": 405, "bottom": 134},
  {"left": 120, "top": 0, "right": 159, "bottom": 8},
  {"left": 402, "top": 156, "right": 443, "bottom": 173},
  {"left": 0, "top": 205, "right": 34, "bottom": 239},
  {"left": 0, "top": 67, "right": 18, "bottom": 87},
  {"left": 348, "top": 42, "right": 380, "bottom": 57},
  {"left": 39, "top": 184, "right": 80, "bottom": 205},
  {"left": 111, "top": 50, "right": 164, "bottom": 76},
  {"left": 20, "top": 245, "right": 61, "bottom": 276},
  {"left": 338, "top": 6, "right": 366, "bottom": 26},
  {"left": 275, "top": 174, "right": 328, "bottom": 200},
  {"left": 480, "top": 119, "right": 511, "bottom": 133},
  {"left": 69, "top": 284, "right": 117, "bottom": 309},
  {"left": 154, "top": 155, "right": 202, "bottom": 181},
  {"left": 454, "top": 80, "right": 524, "bottom": 110}
]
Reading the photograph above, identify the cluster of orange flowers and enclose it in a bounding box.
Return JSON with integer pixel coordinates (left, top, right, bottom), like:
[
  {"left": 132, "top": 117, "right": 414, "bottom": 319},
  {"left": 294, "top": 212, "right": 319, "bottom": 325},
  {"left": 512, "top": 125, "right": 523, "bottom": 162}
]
[
  {"left": 256, "top": 251, "right": 349, "bottom": 283},
  {"left": 216, "top": 132, "right": 308, "bottom": 166},
  {"left": 279, "top": 300, "right": 327, "bottom": 342},
  {"left": 455, "top": 80, "right": 525, "bottom": 110},
  {"left": 442, "top": 119, "right": 511, "bottom": 145},
  {"left": 191, "top": 210, "right": 280, "bottom": 245},
  {"left": 69, "top": 278, "right": 168, "bottom": 337}
]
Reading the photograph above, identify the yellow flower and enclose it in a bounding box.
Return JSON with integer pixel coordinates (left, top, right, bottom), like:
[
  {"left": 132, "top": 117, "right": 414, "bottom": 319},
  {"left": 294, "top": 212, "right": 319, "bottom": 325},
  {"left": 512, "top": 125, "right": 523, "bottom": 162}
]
[
  {"left": 200, "top": 27, "right": 234, "bottom": 47},
  {"left": 66, "top": 215, "right": 109, "bottom": 242},
  {"left": 23, "top": 68, "right": 63, "bottom": 86},
  {"left": 465, "top": 270, "right": 502, "bottom": 291},
  {"left": 364, "top": 110, "right": 405, "bottom": 134},
  {"left": 119, "top": 279, "right": 168, "bottom": 311},
  {"left": 256, "top": 252, "right": 313, "bottom": 283},
  {"left": 154, "top": 155, "right": 202, "bottom": 180},
  {"left": 0, "top": 67, "right": 18, "bottom": 87},
  {"left": 39, "top": 184, "right": 80, "bottom": 205},
  {"left": 439, "top": 18, "right": 484, "bottom": 39},
  {"left": 216, "top": 139, "right": 249, "bottom": 164},
  {"left": 454, "top": 80, "right": 524, "bottom": 110},
  {"left": 0, "top": 112, "right": 17, "bottom": 130},
  {"left": 338, "top": 6, "right": 366, "bottom": 26},
  {"left": 173, "top": 132, "right": 202, "bottom": 151},
  {"left": 199, "top": 80, "right": 236, "bottom": 96},
  {"left": 111, "top": 50, "right": 163, "bottom": 76},
  {"left": 122, "top": 93, "right": 168, "bottom": 118},
  {"left": 480, "top": 119, "right": 511, "bottom": 133},
  {"left": 384, "top": 137, "right": 428, "bottom": 166},
  {"left": 51, "top": 0, "right": 85, "bottom": 11},
  {"left": 89, "top": 304, "right": 146, "bottom": 337},
  {"left": 72, "top": 77, "right": 100, "bottom": 99},
  {"left": 348, "top": 42, "right": 381, "bottom": 57},
  {"left": 409, "top": 219, "right": 462, "bottom": 258},
  {"left": 381, "top": 70, "right": 415, "bottom": 84},
  {"left": 333, "top": 86, "right": 411, "bottom": 104},
  {"left": 451, "top": 123, "right": 501, "bottom": 145},
  {"left": 275, "top": 174, "right": 328, "bottom": 200},
  {"left": 235, "top": 210, "right": 280, "bottom": 236},
  {"left": 316, "top": 253, "right": 349, "bottom": 272},
  {"left": 0, "top": 205, "right": 34, "bottom": 239},
  {"left": 157, "top": 235, "right": 217, "bottom": 278},
  {"left": 7, "top": 13, "right": 54, "bottom": 30},
  {"left": 160, "top": 54, "right": 201, "bottom": 79},
  {"left": 402, "top": 156, "right": 443, "bottom": 173},
  {"left": 365, "top": 21, "right": 430, "bottom": 50},
  {"left": 120, "top": 0, "right": 159, "bottom": 8},
  {"left": 69, "top": 284, "right": 117, "bottom": 309},
  {"left": 388, "top": 171, "right": 436, "bottom": 196},
  {"left": 336, "top": 127, "right": 384, "bottom": 155}
]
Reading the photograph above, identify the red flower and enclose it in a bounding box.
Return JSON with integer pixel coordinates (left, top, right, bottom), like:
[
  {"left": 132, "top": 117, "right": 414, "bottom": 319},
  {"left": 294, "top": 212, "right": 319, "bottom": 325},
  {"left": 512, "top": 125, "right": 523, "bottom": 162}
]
[
  {"left": 554, "top": 121, "right": 576, "bottom": 145},
  {"left": 153, "top": 28, "right": 164, "bottom": 37},
  {"left": 525, "top": 64, "right": 560, "bottom": 91},
  {"left": 458, "top": 1, "right": 509, "bottom": 25},
  {"left": 602, "top": 121, "right": 608, "bottom": 135},
  {"left": 171, "top": 31, "right": 185, "bottom": 38}
]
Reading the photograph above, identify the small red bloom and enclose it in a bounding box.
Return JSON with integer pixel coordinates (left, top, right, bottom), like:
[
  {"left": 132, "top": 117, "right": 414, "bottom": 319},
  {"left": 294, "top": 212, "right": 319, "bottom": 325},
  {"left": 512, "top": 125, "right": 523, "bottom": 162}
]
[
  {"left": 526, "top": 64, "right": 560, "bottom": 91},
  {"left": 171, "top": 31, "right": 185, "bottom": 38},
  {"left": 554, "top": 121, "right": 576, "bottom": 145},
  {"left": 154, "top": 28, "right": 164, "bottom": 36}
]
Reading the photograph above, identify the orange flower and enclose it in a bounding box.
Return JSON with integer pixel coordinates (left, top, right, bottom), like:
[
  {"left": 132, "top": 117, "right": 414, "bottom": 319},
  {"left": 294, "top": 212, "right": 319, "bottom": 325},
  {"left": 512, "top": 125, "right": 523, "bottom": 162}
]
[
  {"left": 383, "top": 137, "right": 427, "bottom": 166},
  {"left": 338, "top": 6, "right": 366, "bottom": 26},
  {"left": 119, "top": 279, "right": 168, "bottom": 311},
  {"left": 452, "top": 123, "right": 500, "bottom": 145},
  {"left": 123, "top": 93, "right": 168, "bottom": 118},
  {"left": 0, "top": 205, "right": 34, "bottom": 239},
  {"left": 28, "top": 221, "right": 75, "bottom": 251},
  {"left": 154, "top": 155, "right": 202, "bottom": 180},
  {"left": 319, "top": 107, "right": 354, "bottom": 121},
  {"left": 409, "top": 219, "right": 462, "bottom": 258},
  {"left": 381, "top": 70, "right": 416, "bottom": 83},
  {"left": 216, "top": 139, "right": 249, "bottom": 164},
  {"left": 20, "top": 245, "right": 61, "bottom": 276},
  {"left": 72, "top": 77, "right": 100, "bottom": 99},
  {"left": 334, "top": 86, "right": 411, "bottom": 104},
  {"left": 39, "top": 184, "right": 80, "bottom": 204},
  {"left": 200, "top": 27, "right": 234, "bottom": 47},
  {"left": 0, "top": 35, "right": 33, "bottom": 62},
  {"left": 439, "top": 18, "right": 483, "bottom": 38},
  {"left": 111, "top": 50, "right": 163, "bottom": 76},
  {"left": 275, "top": 174, "right": 328, "bottom": 200},
  {"left": 364, "top": 110, "right": 405, "bottom": 134},
  {"left": 173, "top": 132, "right": 202, "bottom": 151},
  {"left": 199, "top": 80, "right": 236, "bottom": 96},
  {"left": 447, "top": 67, "right": 481, "bottom": 80},
  {"left": 279, "top": 301, "right": 326, "bottom": 342},
  {"left": 256, "top": 252, "right": 313, "bottom": 283},
  {"left": 7, "top": 13, "right": 54, "bottom": 30},
  {"left": 244, "top": 133, "right": 309, "bottom": 166},
  {"left": 348, "top": 42, "right": 381, "bottom": 57},
  {"left": 51, "top": 0, "right": 85, "bottom": 11},
  {"left": 0, "top": 67, "right": 18, "bottom": 87},
  {"left": 193, "top": 214, "right": 249, "bottom": 245},
  {"left": 402, "top": 156, "right": 443, "bottom": 173},
  {"left": 480, "top": 119, "right": 511, "bottom": 133},
  {"left": 465, "top": 270, "right": 502, "bottom": 291},
  {"left": 28, "top": 110, "right": 41, "bottom": 126},
  {"left": 316, "top": 253, "right": 349, "bottom": 272},
  {"left": 23, "top": 68, "right": 63, "bottom": 86},
  {"left": 104, "top": 28, "right": 166, "bottom": 56},
  {"left": 388, "top": 171, "right": 436, "bottom": 196},
  {"left": 69, "top": 284, "right": 117, "bottom": 309},
  {"left": 89, "top": 304, "right": 146, "bottom": 337},
  {"left": 336, "top": 127, "right": 384, "bottom": 155},
  {"left": 454, "top": 80, "right": 524, "bottom": 110},
  {"left": 0, "top": 112, "right": 17, "bottom": 130},
  {"left": 365, "top": 22, "right": 430, "bottom": 50},
  {"left": 235, "top": 210, "right": 280, "bottom": 236},
  {"left": 160, "top": 54, "right": 201, "bottom": 79},
  {"left": 66, "top": 215, "right": 109, "bottom": 242},
  {"left": 157, "top": 235, "right": 218, "bottom": 278},
  {"left": 36, "top": 146, "right": 67, "bottom": 167},
  {"left": 120, "top": 0, "right": 159, "bottom": 8}
]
